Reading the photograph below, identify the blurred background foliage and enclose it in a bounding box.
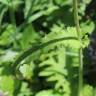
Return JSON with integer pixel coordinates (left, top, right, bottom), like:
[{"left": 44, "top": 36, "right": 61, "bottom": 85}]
[{"left": 0, "top": 0, "right": 96, "bottom": 96}]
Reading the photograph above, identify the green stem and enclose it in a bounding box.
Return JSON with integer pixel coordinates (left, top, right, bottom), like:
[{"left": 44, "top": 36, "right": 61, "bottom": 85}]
[
  {"left": 73, "top": 0, "right": 83, "bottom": 96},
  {"left": 13, "top": 37, "right": 78, "bottom": 68},
  {"left": 0, "top": 7, "right": 8, "bottom": 35},
  {"left": 9, "top": 1, "right": 18, "bottom": 46}
]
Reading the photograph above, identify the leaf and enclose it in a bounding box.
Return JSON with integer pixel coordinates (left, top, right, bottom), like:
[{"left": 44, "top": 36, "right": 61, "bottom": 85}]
[
  {"left": 83, "top": 0, "right": 92, "bottom": 4},
  {"left": 0, "top": 0, "right": 9, "bottom": 5},
  {"left": 18, "top": 82, "right": 33, "bottom": 96},
  {"left": 20, "top": 25, "right": 41, "bottom": 49},
  {"left": 24, "top": 0, "right": 33, "bottom": 18},
  {"left": 27, "top": 11, "right": 44, "bottom": 23},
  {"left": 55, "top": 0, "right": 72, "bottom": 6},
  {"left": 0, "top": 50, "right": 18, "bottom": 63},
  {"left": 0, "top": 0, "right": 23, "bottom": 10},
  {"left": 42, "top": 25, "right": 80, "bottom": 50},
  {"left": 0, "top": 76, "right": 14, "bottom": 95},
  {"left": 80, "top": 21, "right": 95, "bottom": 35},
  {"left": 38, "top": 26, "right": 81, "bottom": 95},
  {"left": 19, "top": 62, "right": 35, "bottom": 79},
  {"left": 0, "top": 24, "right": 15, "bottom": 45},
  {"left": 35, "top": 90, "right": 61, "bottom": 96},
  {"left": 39, "top": 47, "right": 70, "bottom": 95},
  {"left": 83, "top": 84, "right": 94, "bottom": 96}
]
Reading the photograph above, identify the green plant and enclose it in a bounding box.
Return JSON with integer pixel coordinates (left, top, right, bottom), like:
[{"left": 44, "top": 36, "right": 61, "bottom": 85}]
[
  {"left": 73, "top": 0, "right": 83, "bottom": 95},
  {"left": 0, "top": 0, "right": 96, "bottom": 96}
]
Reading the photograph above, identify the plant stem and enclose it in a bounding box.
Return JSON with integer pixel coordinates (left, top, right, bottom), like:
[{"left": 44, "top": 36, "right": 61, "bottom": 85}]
[
  {"left": 73, "top": 0, "right": 83, "bottom": 96},
  {"left": 9, "top": 1, "right": 18, "bottom": 46},
  {"left": 0, "top": 7, "right": 8, "bottom": 35},
  {"left": 13, "top": 37, "right": 78, "bottom": 68}
]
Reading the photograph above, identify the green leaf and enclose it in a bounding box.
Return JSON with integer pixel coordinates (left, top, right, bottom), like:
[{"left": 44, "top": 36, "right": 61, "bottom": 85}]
[
  {"left": 35, "top": 90, "right": 61, "bottom": 96},
  {"left": 42, "top": 25, "right": 80, "bottom": 50},
  {"left": 39, "top": 47, "right": 70, "bottom": 95},
  {"left": 18, "top": 82, "right": 33, "bottom": 96},
  {"left": 0, "top": 0, "right": 23, "bottom": 10},
  {"left": 83, "top": 84, "right": 94, "bottom": 96},
  {"left": 80, "top": 21, "right": 95, "bottom": 35},
  {"left": 19, "top": 62, "right": 35, "bottom": 79},
  {"left": 0, "top": 0, "right": 9, "bottom": 5},
  {"left": 83, "top": 0, "right": 92, "bottom": 4},
  {"left": 0, "top": 76, "right": 14, "bottom": 95},
  {"left": 20, "top": 25, "right": 41, "bottom": 49},
  {"left": 24, "top": 0, "right": 33, "bottom": 18},
  {"left": 0, "top": 50, "right": 18, "bottom": 63},
  {"left": 0, "top": 24, "right": 15, "bottom": 45}
]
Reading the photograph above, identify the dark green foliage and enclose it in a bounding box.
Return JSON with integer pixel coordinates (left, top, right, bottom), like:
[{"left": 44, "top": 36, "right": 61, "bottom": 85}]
[{"left": 0, "top": 0, "right": 96, "bottom": 96}]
